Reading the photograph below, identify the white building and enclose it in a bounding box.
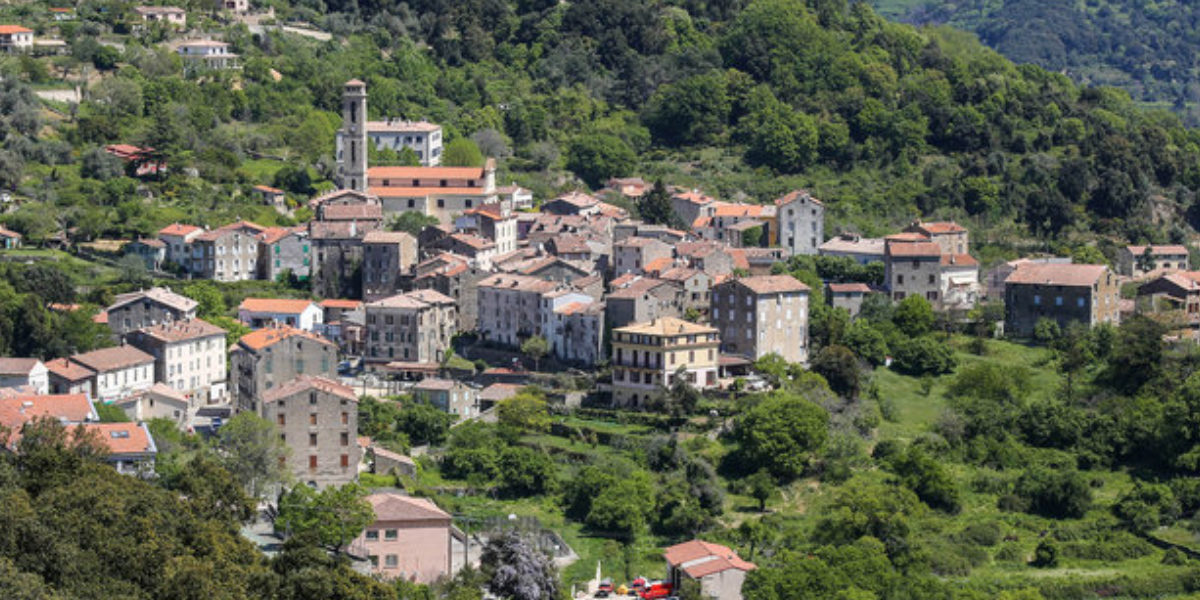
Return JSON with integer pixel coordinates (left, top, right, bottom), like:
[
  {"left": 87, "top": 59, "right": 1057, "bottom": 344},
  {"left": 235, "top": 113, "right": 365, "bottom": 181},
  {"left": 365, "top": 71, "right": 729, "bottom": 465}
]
[
  {"left": 238, "top": 298, "right": 324, "bottom": 331},
  {"left": 775, "top": 190, "right": 824, "bottom": 256},
  {"left": 337, "top": 119, "right": 443, "bottom": 166},
  {"left": 134, "top": 6, "right": 186, "bottom": 27},
  {"left": 114, "top": 383, "right": 190, "bottom": 428},
  {"left": 0, "top": 25, "right": 34, "bottom": 52},
  {"left": 177, "top": 40, "right": 239, "bottom": 70},
  {"left": 70, "top": 346, "right": 156, "bottom": 403},
  {"left": 127, "top": 318, "right": 228, "bottom": 404},
  {"left": 0, "top": 358, "right": 48, "bottom": 394},
  {"left": 157, "top": 223, "right": 203, "bottom": 268}
]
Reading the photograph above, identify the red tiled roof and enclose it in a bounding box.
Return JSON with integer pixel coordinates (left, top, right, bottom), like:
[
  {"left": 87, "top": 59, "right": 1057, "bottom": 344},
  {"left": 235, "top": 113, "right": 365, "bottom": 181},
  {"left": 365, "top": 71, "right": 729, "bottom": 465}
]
[
  {"left": 322, "top": 203, "right": 383, "bottom": 221},
  {"left": 159, "top": 223, "right": 202, "bottom": 237},
  {"left": 84, "top": 422, "right": 155, "bottom": 455},
  {"left": 728, "top": 275, "right": 810, "bottom": 294},
  {"left": 320, "top": 299, "right": 363, "bottom": 310},
  {"left": 884, "top": 232, "right": 930, "bottom": 242},
  {"left": 370, "top": 186, "right": 487, "bottom": 197},
  {"left": 0, "top": 25, "right": 33, "bottom": 34},
  {"left": 258, "top": 226, "right": 302, "bottom": 245},
  {"left": 237, "top": 325, "right": 335, "bottom": 351},
  {"left": 44, "top": 358, "right": 94, "bottom": 382},
  {"left": 261, "top": 374, "right": 356, "bottom": 404},
  {"left": 366, "top": 492, "right": 451, "bottom": 523},
  {"left": 643, "top": 256, "right": 674, "bottom": 274},
  {"left": 713, "top": 203, "right": 765, "bottom": 218},
  {"left": 367, "top": 165, "right": 488, "bottom": 180},
  {"left": 238, "top": 298, "right": 316, "bottom": 315},
  {"left": 136, "top": 318, "right": 225, "bottom": 343},
  {"left": 0, "top": 226, "right": 21, "bottom": 240},
  {"left": 940, "top": 253, "right": 979, "bottom": 267},
  {"left": 664, "top": 540, "right": 756, "bottom": 575},
  {"left": 1005, "top": 263, "right": 1109, "bottom": 287},
  {"left": 913, "top": 221, "right": 966, "bottom": 234},
  {"left": 362, "top": 230, "right": 415, "bottom": 244},
  {"left": 254, "top": 184, "right": 284, "bottom": 194},
  {"left": 478, "top": 383, "right": 522, "bottom": 402},
  {"left": 413, "top": 378, "right": 458, "bottom": 391},
  {"left": 886, "top": 241, "right": 942, "bottom": 257},
  {"left": 449, "top": 233, "right": 494, "bottom": 250},
  {"left": 828, "top": 283, "right": 872, "bottom": 293},
  {"left": 1127, "top": 244, "right": 1189, "bottom": 256},
  {"left": 71, "top": 346, "right": 154, "bottom": 373},
  {"left": 774, "top": 189, "right": 822, "bottom": 206},
  {"left": 0, "top": 358, "right": 41, "bottom": 376}
]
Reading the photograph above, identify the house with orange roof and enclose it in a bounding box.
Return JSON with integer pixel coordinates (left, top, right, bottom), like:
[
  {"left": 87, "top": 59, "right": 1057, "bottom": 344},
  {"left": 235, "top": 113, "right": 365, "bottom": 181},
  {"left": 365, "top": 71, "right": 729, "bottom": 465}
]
[
  {"left": 663, "top": 539, "right": 756, "bottom": 600},
  {"left": 884, "top": 233, "right": 980, "bottom": 312},
  {"left": 127, "top": 318, "right": 228, "bottom": 404},
  {"left": 261, "top": 375, "right": 360, "bottom": 487},
  {"left": 231, "top": 325, "right": 339, "bottom": 413},
  {"left": 542, "top": 191, "right": 601, "bottom": 217},
  {"left": 614, "top": 236, "right": 673, "bottom": 277},
  {"left": 607, "top": 276, "right": 685, "bottom": 329},
  {"left": 133, "top": 6, "right": 186, "bottom": 27},
  {"left": 365, "top": 160, "right": 499, "bottom": 225},
  {"left": 455, "top": 201, "right": 517, "bottom": 254},
  {"left": 0, "top": 358, "right": 48, "bottom": 395},
  {"left": 827, "top": 282, "right": 873, "bottom": 317},
  {"left": 413, "top": 252, "right": 486, "bottom": 331},
  {"left": 0, "top": 394, "right": 98, "bottom": 450},
  {"left": 253, "top": 184, "right": 286, "bottom": 212},
  {"left": 904, "top": 220, "right": 969, "bottom": 255},
  {"left": 1005, "top": 263, "right": 1120, "bottom": 337},
  {"left": 0, "top": 25, "right": 34, "bottom": 52},
  {"left": 238, "top": 297, "right": 323, "bottom": 331},
  {"left": 84, "top": 422, "right": 158, "bottom": 477},
  {"left": 0, "top": 225, "right": 21, "bottom": 249},
  {"left": 1137, "top": 271, "right": 1200, "bottom": 327},
  {"left": 45, "top": 358, "right": 96, "bottom": 398},
  {"left": 191, "top": 221, "right": 264, "bottom": 282},
  {"left": 671, "top": 188, "right": 717, "bottom": 230},
  {"left": 158, "top": 222, "right": 203, "bottom": 267},
  {"left": 114, "top": 383, "right": 190, "bottom": 427},
  {"left": 545, "top": 298, "right": 605, "bottom": 366},
  {"left": 105, "top": 286, "right": 198, "bottom": 336},
  {"left": 105, "top": 144, "right": 165, "bottom": 177}
]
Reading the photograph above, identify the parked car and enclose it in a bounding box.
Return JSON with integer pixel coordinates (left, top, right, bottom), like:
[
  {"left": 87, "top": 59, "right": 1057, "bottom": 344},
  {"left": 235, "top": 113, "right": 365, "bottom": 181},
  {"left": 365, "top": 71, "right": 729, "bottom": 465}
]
[
  {"left": 638, "top": 582, "right": 672, "bottom": 600},
  {"left": 596, "top": 578, "right": 613, "bottom": 598}
]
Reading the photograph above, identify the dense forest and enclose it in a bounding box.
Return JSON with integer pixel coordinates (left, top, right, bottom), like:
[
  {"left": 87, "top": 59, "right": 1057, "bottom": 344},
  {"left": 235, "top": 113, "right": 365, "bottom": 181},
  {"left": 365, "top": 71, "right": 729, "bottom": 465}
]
[
  {"left": 876, "top": 0, "right": 1200, "bottom": 123},
  {"left": 4, "top": 0, "right": 1200, "bottom": 261}
]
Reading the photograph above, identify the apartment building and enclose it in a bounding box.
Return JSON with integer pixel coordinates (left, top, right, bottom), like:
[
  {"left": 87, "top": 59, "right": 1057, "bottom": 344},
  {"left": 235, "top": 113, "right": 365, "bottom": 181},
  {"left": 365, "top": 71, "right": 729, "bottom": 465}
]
[
  {"left": 361, "top": 230, "right": 419, "bottom": 301},
  {"left": 158, "top": 223, "right": 203, "bottom": 268},
  {"left": 127, "top": 318, "right": 227, "bottom": 404},
  {"left": 606, "top": 277, "right": 684, "bottom": 329},
  {"left": 1004, "top": 263, "right": 1121, "bottom": 337},
  {"left": 413, "top": 253, "right": 485, "bottom": 332},
  {"left": 476, "top": 274, "right": 560, "bottom": 347},
  {"left": 258, "top": 226, "right": 311, "bottom": 282},
  {"left": 711, "top": 276, "right": 810, "bottom": 363},
  {"left": 231, "top": 326, "right": 339, "bottom": 413},
  {"left": 545, "top": 300, "right": 605, "bottom": 366},
  {"left": 611, "top": 317, "right": 720, "bottom": 408},
  {"left": 261, "top": 375, "right": 360, "bottom": 488},
  {"left": 614, "top": 237, "right": 673, "bottom": 276},
  {"left": 364, "top": 290, "right": 457, "bottom": 366},
  {"left": 455, "top": 202, "right": 517, "bottom": 255},
  {"left": 366, "top": 161, "right": 499, "bottom": 225}
]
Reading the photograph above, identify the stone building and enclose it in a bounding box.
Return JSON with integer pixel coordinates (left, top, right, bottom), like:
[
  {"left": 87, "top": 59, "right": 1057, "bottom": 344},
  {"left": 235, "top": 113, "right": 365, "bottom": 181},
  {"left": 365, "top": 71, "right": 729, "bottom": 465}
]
[
  {"left": 545, "top": 300, "right": 605, "bottom": 366},
  {"left": 191, "top": 221, "right": 265, "bottom": 282},
  {"left": 1004, "top": 263, "right": 1120, "bottom": 338},
  {"left": 606, "top": 277, "right": 683, "bottom": 329},
  {"left": 105, "top": 287, "right": 198, "bottom": 336},
  {"left": 261, "top": 375, "right": 360, "bottom": 488},
  {"left": 158, "top": 223, "right": 203, "bottom": 269},
  {"left": 257, "top": 226, "right": 311, "bottom": 282},
  {"left": 364, "top": 290, "right": 457, "bottom": 366},
  {"left": 610, "top": 317, "right": 720, "bottom": 408},
  {"left": 413, "top": 253, "right": 485, "bottom": 332},
  {"left": 411, "top": 378, "right": 478, "bottom": 419},
  {"left": 1118, "top": 244, "right": 1191, "bottom": 276},
  {"left": 613, "top": 237, "right": 673, "bottom": 276},
  {"left": 127, "top": 318, "right": 227, "bottom": 404},
  {"left": 827, "top": 283, "right": 872, "bottom": 318},
  {"left": 476, "top": 274, "right": 559, "bottom": 347},
  {"left": 664, "top": 540, "right": 756, "bottom": 600},
  {"left": 775, "top": 190, "right": 824, "bottom": 256},
  {"left": 361, "top": 230, "right": 419, "bottom": 301},
  {"left": 310, "top": 220, "right": 376, "bottom": 299},
  {"left": 231, "top": 326, "right": 339, "bottom": 413},
  {"left": 712, "top": 276, "right": 810, "bottom": 364},
  {"left": 904, "top": 221, "right": 969, "bottom": 255}
]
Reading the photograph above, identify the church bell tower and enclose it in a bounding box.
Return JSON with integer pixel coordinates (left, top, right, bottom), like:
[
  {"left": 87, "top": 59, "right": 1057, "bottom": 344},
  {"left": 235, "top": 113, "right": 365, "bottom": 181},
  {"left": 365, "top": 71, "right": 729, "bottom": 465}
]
[{"left": 338, "top": 79, "right": 368, "bottom": 192}]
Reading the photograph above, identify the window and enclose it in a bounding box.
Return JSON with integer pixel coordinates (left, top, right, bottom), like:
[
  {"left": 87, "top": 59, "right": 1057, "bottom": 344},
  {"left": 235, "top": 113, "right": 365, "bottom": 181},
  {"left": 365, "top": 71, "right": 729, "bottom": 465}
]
[
  {"left": 341, "top": 454, "right": 350, "bottom": 468},
  {"left": 277, "top": 414, "right": 285, "bottom": 426},
  {"left": 341, "top": 432, "right": 349, "bottom": 446},
  {"left": 1077, "top": 297, "right": 1086, "bottom": 307},
  {"left": 366, "top": 530, "right": 379, "bottom": 541},
  {"left": 384, "top": 529, "right": 398, "bottom": 541},
  {"left": 437, "top": 199, "right": 445, "bottom": 208},
  {"left": 897, "top": 275, "right": 904, "bottom": 285},
  {"left": 1034, "top": 295, "right": 1041, "bottom": 305},
  {"left": 309, "top": 414, "right": 317, "bottom": 426},
  {"left": 308, "top": 456, "right": 317, "bottom": 470},
  {"left": 385, "top": 555, "right": 398, "bottom": 568},
  {"left": 1055, "top": 296, "right": 1064, "bottom": 306},
  {"left": 342, "top": 412, "right": 349, "bottom": 425},
  {"left": 928, "top": 274, "right": 935, "bottom": 284},
  {"left": 309, "top": 433, "right": 317, "bottom": 446}
]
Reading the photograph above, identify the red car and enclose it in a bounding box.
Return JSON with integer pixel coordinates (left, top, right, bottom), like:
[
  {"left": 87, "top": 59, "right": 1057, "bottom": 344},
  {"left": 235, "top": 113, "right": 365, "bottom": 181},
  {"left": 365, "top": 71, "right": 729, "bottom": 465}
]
[
  {"left": 638, "top": 581, "right": 673, "bottom": 600},
  {"left": 596, "top": 579, "right": 614, "bottom": 598}
]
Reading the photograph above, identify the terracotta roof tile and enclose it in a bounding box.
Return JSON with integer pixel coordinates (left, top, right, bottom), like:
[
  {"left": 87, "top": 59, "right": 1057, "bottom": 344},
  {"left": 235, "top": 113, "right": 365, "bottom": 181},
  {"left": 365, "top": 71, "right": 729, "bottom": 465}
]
[
  {"left": 159, "top": 223, "right": 202, "bottom": 237},
  {"left": 774, "top": 189, "right": 822, "bottom": 206},
  {"left": 1127, "top": 244, "right": 1189, "bottom": 256},
  {"left": 71, "top": 346, "right": 154, "bottom": 373},
  {"left": 726, "top": 275, "right": 810, "bottom": 294},
  {"left": 135, "top": 318, "right": 226, "bottom": 343},
  {"left": 366, "top": 492, "right": 451, "bottom": 523},
  {"left": 84, "top": 422, "right": 156, "bottom": 455},
  {"left": 237, "top": 325, "right": 335, "bottom": 351},
  {"left": 886, "top": 241, "right": 943, "bottom": 257},
  {"left": 615, "top": 317, "right": 716, "bottom": 336},
  {"left": 0, "top": 358, "right": 41, "bottom": 376},
  {"left": 828, "top": 282, "right": 872, "bottom": 293},
  {"left": 367, "top": 165, "right": 489, "bottom": 180},
  {"left": 940, "top": 253, "right": 979, "bottom": 267},
  {"left": 44, "top": 358, "right": 94, "bottom": 381},
  {"left": 1005, "top": 263, "right": 1110, "bottom": 287},
  {"left": 238, "top": 298, "right": 317, "bottom": 314},
  {"left": 261, "top": 374, "right": 356, "bottom": 404}
]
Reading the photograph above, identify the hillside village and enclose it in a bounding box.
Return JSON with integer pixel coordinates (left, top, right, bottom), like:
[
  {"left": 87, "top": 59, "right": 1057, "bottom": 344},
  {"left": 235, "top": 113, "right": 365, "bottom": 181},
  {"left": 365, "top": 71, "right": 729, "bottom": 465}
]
[{"left": 8, "top": 1, "right": 1200, "bottom": 599}]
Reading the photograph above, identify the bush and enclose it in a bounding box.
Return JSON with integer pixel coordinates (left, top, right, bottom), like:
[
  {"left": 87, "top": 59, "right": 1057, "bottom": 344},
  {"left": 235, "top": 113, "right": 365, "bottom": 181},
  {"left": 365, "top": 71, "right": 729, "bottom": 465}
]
[
  {"left": 1163, "top": 547, "right": 1189, "bottom": 566},
  {"left": 959, "top": 521, "right": 1004, "bottom": 547},
  {"left": 994, "top": 542, "right": 1025, "bottom": 562},
  {"left": 1013, "top": 467, "right": 1092, "bottom": 519},
  {"left": 929, "top": 545, "right": 973, "bottom": 576},
  {"left": 1030, "top": 540, "right": 1059, "bottom": 568},
  {"left": 891, "top": 336, "right": 956, "bottom": 376}
]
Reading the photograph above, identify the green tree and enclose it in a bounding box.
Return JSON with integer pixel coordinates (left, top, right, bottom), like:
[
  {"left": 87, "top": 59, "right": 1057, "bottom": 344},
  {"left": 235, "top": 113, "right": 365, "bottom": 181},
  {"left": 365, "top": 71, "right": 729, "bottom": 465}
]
[
  {"left": 888, "top": 446, "right": 961, "bottom": 513},
  {"left": 842, "top": 320, "right": 888, "bottom": 366},
  {"left": 1136, "top": 246, "right": 1155, "bottom": 273},
  {"left": 277, "top": 483, "right": 375, "bottom": 552},
  {"left": 890, "top": 337, "right": 956, "bottom": 376},
  {"left": 217, "top": 412, "right": 289, "bottom": 497},
  {"left": 93, "top": 402, "right": 129, "bottom": 422},
  {"left": 566, "top": 134, "right": 637, "bottom": 188},
  {"left": 1030, "top": 540, "right": 1059, "bottom": 568},
  {"left": 810, "top": 344, "right": 861, "bottom": 398},
  {"left": 734, "top": 391, "right": 830, "bottom": 480},
  {"left": 389, "top": 211, "right": 440, "bottom": 236},
  {"left": 643, "top": 71, "right": 731, "bottom": 146},
  {"left": 638, "top": 179, "right": 682, "bottom": 228},
  {"left": 745, "top": 469, "right": 775, "bottom": 511},
  {"left": 442, "top": 138, "right": 484, "bottom": 167},
  {"left": 520, "top": 335, "right": 550, "bottom": 371},
  {"left": 892, "top": 295, "right": 935, "bottom": 337},
  {"left": 497, "top": 391, "right": 551, "bottom": 433},
  {"left": 497, "top": 446, "right": 556, "bottom": 497},
  {"left": 396, "top": 401, "right": 456, "bottom": 446}
]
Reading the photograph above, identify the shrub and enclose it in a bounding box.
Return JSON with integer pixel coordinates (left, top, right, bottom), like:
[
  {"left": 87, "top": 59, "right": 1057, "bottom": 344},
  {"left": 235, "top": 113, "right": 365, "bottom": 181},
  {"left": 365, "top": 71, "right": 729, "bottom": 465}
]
[
  {"left": 959, "top": 521, "right": 1004, "bottom": 547},
  {"left": 891, "top": 336, "right": 956, "bottom": 376},
  {"left": 1013, "top": 467, "right": 1092, "bottom": 519},
  {"left": 1030, "top": 540, "right": 1059, "bottom": 568},
  {"left": 994, "top": 542, "right": 1025, "bottom": 562}
]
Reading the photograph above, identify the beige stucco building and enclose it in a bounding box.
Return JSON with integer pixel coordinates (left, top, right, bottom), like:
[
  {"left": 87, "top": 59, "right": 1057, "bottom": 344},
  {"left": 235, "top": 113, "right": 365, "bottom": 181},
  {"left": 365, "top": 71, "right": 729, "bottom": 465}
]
[
  {"left": 611, "top": 317, "right": 719, "bottom": 408},
  {"left": 127, "top": 318, "right": 228, "bottom": 404}
]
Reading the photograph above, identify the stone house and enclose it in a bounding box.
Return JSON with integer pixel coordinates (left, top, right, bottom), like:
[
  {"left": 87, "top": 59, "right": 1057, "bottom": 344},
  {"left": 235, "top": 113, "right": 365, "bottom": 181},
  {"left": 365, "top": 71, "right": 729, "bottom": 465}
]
[
  {"left": 455, "top": 203, "right": 517, "bottom": 255},
  {"left": 614, "top": 237, "right": 673, "bottom": 276},
  {"left": 191, "top": 222, "right": 264, "bottom": 282},
  {"left": 664, "top": 540, "right": 756, "bottom": 600},
  {"left": 127, "top": 318, "right": 228, "bottom": 404},
  {"left": 45, "top": 358, "right": 95, "bottom": 398},
  {"left": 660, "top": 267, "right": 713, "bottom": 318},
  {"left": 158, "top": 223, "right": 203, "bottom": 269},
  {"left": 606, "top": 277, "right": 684, "bottom": 329},
  {"left": 430, "top": 233, "right": 497, "bottom": 270},
  {"left": 671, "top": 189, "right": 717, "bottom": 230},
  {"left": 352, "top": 492, "right": 453, "bottom": 583},
  {"left": 261, "top": 375, "right": 361, "bottom": 488},
  {"left": 364, "top": 290, "right": 457, "bottom": 366},
  {"left": 675, "top": 241, "right": 736, "bottom": 279},
  {"left": 827, "top": 283, "right": 872, "bottom": 317},
  {"left": 775, "top": 190, "right": 824, "bottom": 256},
  {"left": 818, "top": 234, "right": 886, "bottom": 265},
  {"left": 231, "top": 326, "right": 339, "bottom": 413},
  {"left": 985, "top": 257, "right": 1071, "bottom": 300},
  {"left": 105, "top": 287, "right": 198, "bottom": 336},
  {"left": 884, "top": 240, "right": 946, "bottom": 303},
  {"left": 1004, "top": 263, "right": 1120, "bottom": 337},
  {"left": 253, "top": 185, "right": 287, "bottom": 212},
  {"left": 903, "top": 221, "right": 969, "bottom": 255},
  {"left": 1119, "top": 244, "right": 1191, "bottom": 276},
  {"left": 257, "top": 226, "right": 311, "bottom": 282},
  {"left": 310, "top": 220, "right": 376, "bottom": 299},
  {"left": 124, "top": 239, "right": 166, "bottom": 271},
  {"left": 411, "top": 378, "right": 478, "bottom": 419},
  {"left": 0, "top": 358, "right": 48, "bottom": 394},
  {"left": 413, "top": 253, "right": 484, "bottom": 332},
  {"left": 711, "top": 276, "right": 810, "bottom": 363},
  {"left": 1138, "top": 271, "right": 1200, "bottom": 327},
  {"left": 545, "top": 300, "right": 605, "bottom": 366},
  {"left": 542, "top": 191, "right": 600, "bottom": 216},
  {"left": 611, "top": 317, "right": 720, "bottom": 408},
  {"left": 70, "top": 345, "right": 156, "bottom": 403},
  {"left": 361, "top": 230, "right": 419, "bottom": 301}
]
